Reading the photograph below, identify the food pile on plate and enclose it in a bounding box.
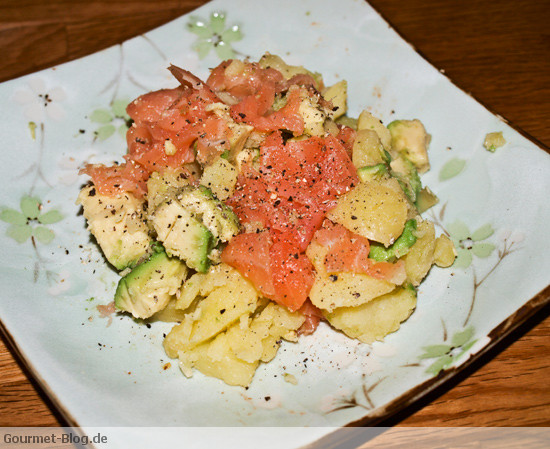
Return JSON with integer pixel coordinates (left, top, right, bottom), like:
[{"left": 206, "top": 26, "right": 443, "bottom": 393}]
[{"left": 78, "top": 54, "right": 456, "bottom": 386}]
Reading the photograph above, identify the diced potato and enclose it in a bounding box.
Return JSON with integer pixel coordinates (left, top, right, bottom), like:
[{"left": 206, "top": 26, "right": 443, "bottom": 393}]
[
  {"left": 323, "top": 80, "right": 347, "bottom": 119},
  {"left": 327, "top": 178, "right": 409, "bottom": 247},
  {"left": 434, "top": 234, "right": 457, "bottom": 267},
  {"left": 174, "top": 302, "right": 304, "bottom": 387},
  {"left": 309, "top": 271, "right": 395, "bottom": 312},
  {"left": 164, "top": 265, "right": 258, "bottom": 356},
  {"left": 404, "top": 220, "right": 436, "bottom": 285},
  {"left": 357, "top": 110, "right": 392, "bottom": 153},
  {"left": 196, "top": 263, "right": 244, "bottom": 296},
  {"left": 227, "top": 303, "right": 305, "bottom": 364},
  {"left": 149, "top": 299, "right": 187, "bottom": 322},
  {"left": 204, "top": 102, "right": 253, "bottom": 158},
  {"left": 483, "top": 131, "right": 506, "bottom": 152},
  {"left": 176, "top": 272, "right": 204, "bottom": 310},
  {"left": 305, "top": 239, "right": 329, "bottom": 275},
  {"left": 325, "top": 286, "right": 417, "bottom": 344},
  {"left": 178, "top": 332, "right": 259, "bottom": 387},
  {"left": 352, "top": 129, "right": 386, "bottom": 168},
  {"left": 226, "top": 317, "right": 266, "bottom": 364},
  {"left": 200, "top": 157, "right": 238, "bottom": 201},
  {"left": 227, "top": 121, "right": 254, "bottom": 154},
  {"left": 189, "top": 277, "right": 257, "bottom": 345},
  {"left": 297, "top": 86, "right": 328, "bottom": 136}
]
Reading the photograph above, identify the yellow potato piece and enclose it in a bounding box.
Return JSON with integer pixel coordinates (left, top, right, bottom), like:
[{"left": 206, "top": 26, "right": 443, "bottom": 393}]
[
  {"left": 434, "top": 234, "right": 457, "bottom": 267},
  {"left": 309, "top": 271, "right": 395, "bottom": 313},
  {"left": 325, "top": 286, "right": 417, "bottom": 344},
  {"left": 327, "top": 178, "right": 409, "bottom": 247},
  {"left": 357, "top": 110, "right": 392, "bottom": 153},
  {"left": 189, "top": 279, "right": 257, "bottom": 345},
  {"left": 174, "top": 302, "right": 304, "bottom": 387},
  {"left": 404, "top": 220, "right": 436, "bottom": 286},
  {"left": 227, "top": 303, "right": 305, "bottom": 364},
  {"left": 149, "top": 299, "right": 187, "bottom": 323},
  {"left": 352, "top": 129, "right": 386, "bottom": 169},
  {"left": 163, "top": 265, "right": 258, "bottom": 357},
  {"left": 323, "top": 80, "right": 347, "bottom": 119},
  {"left": 178, "top": 332, "right": 259, "bottom": 387}
]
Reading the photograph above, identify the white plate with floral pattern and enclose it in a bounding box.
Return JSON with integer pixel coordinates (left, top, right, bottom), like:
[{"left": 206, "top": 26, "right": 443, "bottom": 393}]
[{"left": 0, "top": 0, "right": 549, "bottom": 447}]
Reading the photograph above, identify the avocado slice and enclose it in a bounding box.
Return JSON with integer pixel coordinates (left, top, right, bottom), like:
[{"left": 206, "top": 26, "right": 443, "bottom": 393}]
[
  {"left": 387, "top": 119, "right": 430, "bottom": 173},
  {"left": 77, "top": 185, "right": 152, "bottom": 270},
  {"left": 390, "top": 155, "right": 422, "bottom": 203},
  {"left": 114, "top": 249, "right": 188, "bottom": 319},
  {"left": 151, "top": 198, "right": 214, "bottom": 273},
  {"left": 178, "top": 185, "right": 240, "bottom": 243},
  {"left": 150, "top": 185, "right": 240, "bottom": 273}
]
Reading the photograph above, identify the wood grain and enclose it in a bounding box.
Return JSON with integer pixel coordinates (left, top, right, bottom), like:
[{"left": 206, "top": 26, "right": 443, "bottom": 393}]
[{"left": 0, "top": 0, "right": 549, "bottom": 432}]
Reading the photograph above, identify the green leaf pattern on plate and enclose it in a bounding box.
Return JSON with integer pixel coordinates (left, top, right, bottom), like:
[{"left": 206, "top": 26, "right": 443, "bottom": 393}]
[
  {"left": 420, "top": 326, "right": 477, "bottom": 376},
  {"left": 0, "top": 194, "right": 63, "bottom": 245},
  {"left": 448, "top": 221, "right": 496, "bottom": 269},
  {"left": 188, "top": 12, "right": 243, "bottom": 60},
  {"left": 90, "top": 99, "right": 131, "bottom": 141},
  {"left": 439, "top": 158, "right": 466, "bottom": 181}
]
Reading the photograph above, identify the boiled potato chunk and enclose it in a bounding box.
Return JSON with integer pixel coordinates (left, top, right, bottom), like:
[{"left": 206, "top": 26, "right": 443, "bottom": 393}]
[
  {"left": 357, "top": 110, "right": 392, "bottom": 153},
  {"left": 200, "top": 156, "right": 238, "bottom": 201},
  {"left": 258, "top": 53, "right": 319, "bottom": 83},
  {"left": 325, "top": 286, "right": 417, "bottom": 344},
  {"left": 323, "top": 80, "right": 347, "bottom": 119},
  {"left": 404, "top": 220, "right": 436, "bottom": 285},
  {"left": 189, "top": 279, "right": 257, "bottom": 345},
  {"left": 305, "top": 239, "right": 330, "bottom": 276},
  {"left": 174, "top": 302, "right": 304, "bottom": 387},
  {"left": 298, "top": 86, "right": 328, "bottom": 136},
  {"left": 352, "top": 129, "right": 386, "bottom": 169},
  {"left": 164, "top": 264, "right": 258, "bottom": 357},
  {"left": 178, "top": 332, "right": 259, "bottom": 387},
  {"left": 194, "top": 263, "right": 245, "bottom": 298},
  {"left": 174, "top": 262, "right": 255, "bottom": 324},
  {"left": 227, "top": 303, "right": 305, "bottom": 364},
  {"left": 149, "top": 299, "right": 187, "bottom": 323},
  {"left": 327, "top": 178, "right": 409, "bottom": 247},
  {"left": 309, "top": 272, "right": 395, "bottom": 312},
  {"left": 434, "top": 234, "right": 457, "bottom": 267}
]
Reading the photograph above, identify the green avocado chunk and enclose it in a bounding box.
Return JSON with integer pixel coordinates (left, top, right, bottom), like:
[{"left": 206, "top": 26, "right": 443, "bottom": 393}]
[
  {"left": 387, "top": 119, "right": 430, "bottom": 173},
  {"left": 357, "top": 163, "right": 389, "bottom": 182},
  {"left": 369, "top": 219, "right": 418, "bottom": 262},
  {"left": 389, "top": 156, "right": 422, "bottom": 204},
  {"left": 178, "top": 185, "right": 240, "bottom": 243},
  {"left": 114, "top": 249, "right": 188, "bottom": 319},
  {"left": 77, "top": 185, "right": 152, "bottom": 271},
  {"left": 150, "top": 185, "right": 240, "bottom": 273}
]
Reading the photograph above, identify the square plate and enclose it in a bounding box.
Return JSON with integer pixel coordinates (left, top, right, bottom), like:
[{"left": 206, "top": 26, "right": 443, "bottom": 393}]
[{"left": 0, "top": 0, "right": 549, "bottom": 445}]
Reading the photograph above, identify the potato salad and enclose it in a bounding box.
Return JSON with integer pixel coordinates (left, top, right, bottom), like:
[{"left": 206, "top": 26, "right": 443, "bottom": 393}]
[{"left": 78, "top": 54, "right": 456, "bottom": 387}]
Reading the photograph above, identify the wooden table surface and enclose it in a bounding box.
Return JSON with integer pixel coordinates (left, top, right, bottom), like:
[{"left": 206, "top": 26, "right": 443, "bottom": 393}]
[{"left": 0, "top": 0, "right": 549, "bottom": 431}]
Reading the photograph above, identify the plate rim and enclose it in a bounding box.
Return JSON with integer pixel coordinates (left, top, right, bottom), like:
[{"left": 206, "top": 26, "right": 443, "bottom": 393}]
[{"left": 0, "top": 0, "right": 549, "bottom": 437}]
